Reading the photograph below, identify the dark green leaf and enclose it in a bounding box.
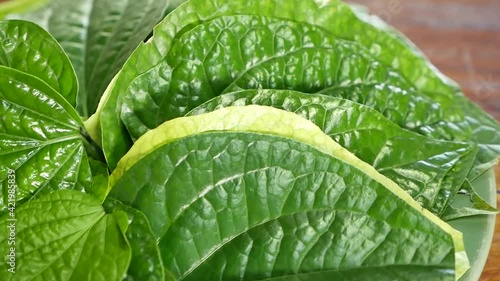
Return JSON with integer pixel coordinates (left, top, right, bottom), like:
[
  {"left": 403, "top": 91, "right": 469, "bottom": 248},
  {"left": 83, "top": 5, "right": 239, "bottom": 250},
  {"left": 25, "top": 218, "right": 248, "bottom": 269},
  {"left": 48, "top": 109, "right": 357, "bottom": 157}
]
[
  {"left": 315, "top": 84, "right": 500, "bottom": 180},
  {"left": 0, "top": 190, "right": 131, "bottom": 280},
  {"left": 0, "top": 66, "right": 92, "bottom": 212},
  {"left": 103, "top": 13, "right": 420, "bottom": 169},
  {"left": 188, "top": 89, "right": 479, "bottom": 216},
  {"left": 97, "top": 0, "right": 406, "bottom": 170},
  {"left": 96, "top": 0, "right": 499, "bottom": 174},
  {"left": 346, "top": 4, "right": 500, "bottom": 180},
  {"left": 9, "top": 0, "right": 169, "bottom": 117},
  {"left": 315, "top": 83, "right": 461, "bottom": 132},
  {"left": 0, "top": 19, "right": 77, "bottom": 106},
  {"left": 108, "top": 106, "right": 469, "bottom": 280},
  {"left": 104, "top": 198, "right": 164, "bottom": 281}
]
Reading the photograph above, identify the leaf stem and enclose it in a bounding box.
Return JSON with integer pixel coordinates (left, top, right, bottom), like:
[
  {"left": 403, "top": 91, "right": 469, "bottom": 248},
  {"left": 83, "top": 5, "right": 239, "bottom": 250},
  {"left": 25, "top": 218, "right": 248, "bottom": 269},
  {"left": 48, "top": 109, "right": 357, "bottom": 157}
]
[{"left": 80, "top": 126, "right": 106, "bottom": 164}]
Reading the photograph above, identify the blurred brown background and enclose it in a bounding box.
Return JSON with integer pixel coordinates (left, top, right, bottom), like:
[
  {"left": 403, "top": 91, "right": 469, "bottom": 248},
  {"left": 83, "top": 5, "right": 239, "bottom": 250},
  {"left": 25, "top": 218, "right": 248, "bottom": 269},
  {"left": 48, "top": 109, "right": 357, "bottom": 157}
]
[{"left": 352, "top": 1, "right": 500, "bottom": 280}]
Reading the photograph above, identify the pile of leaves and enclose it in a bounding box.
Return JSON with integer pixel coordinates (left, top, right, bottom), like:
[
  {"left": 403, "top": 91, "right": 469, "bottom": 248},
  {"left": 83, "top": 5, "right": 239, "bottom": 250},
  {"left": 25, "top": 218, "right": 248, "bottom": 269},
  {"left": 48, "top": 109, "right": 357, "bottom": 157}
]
[{"left": 0, "top": 0, "right": 499, "bottom": 280}]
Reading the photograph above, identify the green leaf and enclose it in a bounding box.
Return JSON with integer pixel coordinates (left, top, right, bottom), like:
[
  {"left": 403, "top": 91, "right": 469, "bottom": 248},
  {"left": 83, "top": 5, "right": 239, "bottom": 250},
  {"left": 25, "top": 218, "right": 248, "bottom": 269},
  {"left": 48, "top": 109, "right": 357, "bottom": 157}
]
[
  {"left": 9, "top": 0, "right": 169, "bottom": 117},
  {"left": 102, "top": 12, "right": 425, "bottom": 169},
  {"left": 0, "top": 190, "right": 131, "bottom": 280},
  {"left": 316, "top": 84, "right": 500, "bottom": 181},
  {"left": 315, "top": 83, "right": 461, "bottom": 132},
  {"left": 109, "top": 106, "right": 468, "bottom": 280},
  {"left": 0, "top": 66, "right": 92, "bottom": 213},
  {"left": 0, "top": 20, "right": 78, "bottom": 107},
  {"left": 87, "top": 159, "right": 109, "bottom": 202},
  {"left": 188, "top": 89, "right": 480, "bottom": 216},
  {"left": 95, "top": 0, "right": 378, "bottom": 169},
  {"left": 437, "top": 98, "right": 500, "bottom": 181},
  {"left": 96, "top": 0, "right": 499, "bottom": 174},
  {"left": 346, "top": 4, "right": 500, "bottom": 180},
  {"left": 104, "top": 198, "right": 165, "bottom": 281},
  {"left": 442, "top": 180, "right": 499, "bottom": 221}
]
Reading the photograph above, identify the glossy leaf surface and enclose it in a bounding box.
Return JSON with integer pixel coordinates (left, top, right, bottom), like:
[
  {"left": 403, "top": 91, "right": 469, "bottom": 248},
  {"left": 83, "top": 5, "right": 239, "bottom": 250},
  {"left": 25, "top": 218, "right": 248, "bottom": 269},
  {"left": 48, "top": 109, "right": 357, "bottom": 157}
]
[
  {"left": 0, "top": 66, "right": 91, "bottom": 213},
  {"left": 188, "top": 89, "right": 479, "bottom": 216},
  {"left": 109, "top": 106, "right": 468, "bottom": 280},
  {"left": 97, "top": 0, "right": 500, "bottom": 175},
  {"left": 0, "top": 20, "right": 77, "bottom": 106},
  {"left": 0, "top": 190, "right": 131, "bottom": 281},
  {"left": 105, "top": 13, "right": 422, "bottom": 169}
]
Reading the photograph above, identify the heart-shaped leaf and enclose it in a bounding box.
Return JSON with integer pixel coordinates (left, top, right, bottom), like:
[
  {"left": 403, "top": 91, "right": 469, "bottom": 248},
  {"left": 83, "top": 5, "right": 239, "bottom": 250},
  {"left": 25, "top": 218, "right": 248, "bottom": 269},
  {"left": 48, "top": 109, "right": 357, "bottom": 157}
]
[
  {"left": 0, "top": 20, "right": 77, "bottom": 106},
  {"left": 0, "top": 66, "right": 92, "bottom": 212},
  {"left": 0, "top": 190, "right": 131, "bottom": 280},
  {"left": 109, "top": 106, "right": 468, "bottom": 280}
]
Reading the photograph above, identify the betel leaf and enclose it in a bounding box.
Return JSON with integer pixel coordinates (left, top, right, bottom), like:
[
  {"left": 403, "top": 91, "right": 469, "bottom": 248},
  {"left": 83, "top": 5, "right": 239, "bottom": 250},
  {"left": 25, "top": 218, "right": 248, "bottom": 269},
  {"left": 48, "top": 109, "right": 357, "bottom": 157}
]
[
  {"left": 441, "top": 180, "right": 499, "bottom": 221},
  {"left": 187, "top": 89, "right": 480, "bottom": 216},
  {"left": 0, "top": 66, "right": 93, "bottom": 213},
  {"left": 87, "top": 158, "right": 110, "bottom": 202},
  {"left": 0, "top": 20, "right": 77, "bottom": 107},
  {"left": 102, "top": 11, "right": 438, "bottom": 169},
  {"left": 315, "top": 83, "right": 458, "bottom": 132},
  {"left": 9, "top": 0, "right": 169, "bottom": 117},
  {"left": 95, "top": 0, "right": 500, "bottom": 173},
  {"left": 103, "top": 198, "right": 164, "bottom": 281},
  {"left": 429, "top": 100, "right": 500, "bottom": 181},
  {"left": 94, "top": 0, "right": 408, "bottom": 169},
  {"left": 316, "top": 84, "right": 500, "bottom": 180},
  {"left": 108, "top": 106, "right": 468, "bottom": 280},
  {"left": 0, "top": 190, "right": 131, "bottom": 280},
  {"left": 346, "top": 3, "right": 500, "bottom": 180}
]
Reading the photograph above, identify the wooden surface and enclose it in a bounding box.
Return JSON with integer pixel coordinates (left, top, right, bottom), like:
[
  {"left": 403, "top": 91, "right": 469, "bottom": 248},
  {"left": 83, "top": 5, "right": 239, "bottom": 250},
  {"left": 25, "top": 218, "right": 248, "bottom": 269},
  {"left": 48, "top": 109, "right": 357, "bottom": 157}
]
[{"left": 352, "top": 1, "right": 500, "bottom": 280}]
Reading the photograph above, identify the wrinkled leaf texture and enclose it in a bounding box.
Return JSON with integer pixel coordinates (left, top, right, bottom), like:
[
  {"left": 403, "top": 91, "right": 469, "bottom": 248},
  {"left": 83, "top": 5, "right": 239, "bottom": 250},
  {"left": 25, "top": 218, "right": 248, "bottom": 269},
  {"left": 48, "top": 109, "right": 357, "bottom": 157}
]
[
  {"left": 188, "top": 89, "right": 479, "bottom": 216},
  {"left": 109, "top": 106, "right": 468, "bottom": 281},
  {"left": 9, "top": 0, "right": 169, "bottom": 117},
  {"left": 0, "top": 190, "right": 131, "bottom": 281},
  {"left": 96, "top": 0, "right": 500, "bottom": 178},
  {"left": 0, "top": 65, "right": 92, "bottom": 213}
]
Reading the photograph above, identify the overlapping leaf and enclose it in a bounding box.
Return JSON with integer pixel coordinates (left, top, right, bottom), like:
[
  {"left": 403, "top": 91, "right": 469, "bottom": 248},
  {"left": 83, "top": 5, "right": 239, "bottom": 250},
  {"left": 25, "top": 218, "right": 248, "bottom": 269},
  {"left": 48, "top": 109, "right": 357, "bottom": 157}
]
[
  {"left": 0, "top": 190, "right": 131, "bottom": 281},
  {"left": 109, "top": 106, "right": 468, "bottom": 280},
  {"left": 345, "top": 6, "right": 500, "bottom": 180},
  {"left": 0, "top": 66, "right": 93, "bottom": 212},
  {"left": 188, "top": 89, "right": 479, "bottom": 216},
  {"left": 95, "top": 0, "right": 500, "bottom": 178},
  {"left": 102, "top": 12, "right": 423, "bottom": 169},
  {"left": 9, "top": 0, "right": 169, "bottom": 117},
  {"left": 0, "top": 20, "right": 77, "bottom": 106},
  {"left": 104, "top": 198, "right": 164, "bottom": 281}
]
